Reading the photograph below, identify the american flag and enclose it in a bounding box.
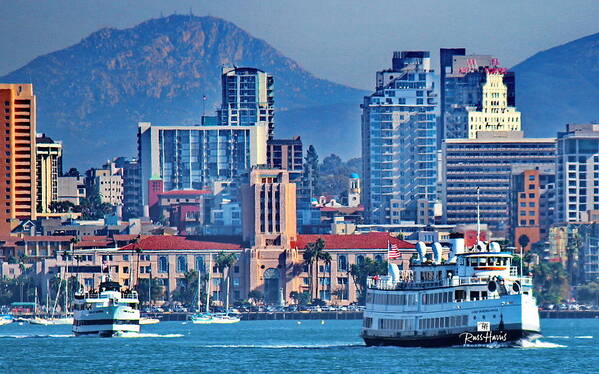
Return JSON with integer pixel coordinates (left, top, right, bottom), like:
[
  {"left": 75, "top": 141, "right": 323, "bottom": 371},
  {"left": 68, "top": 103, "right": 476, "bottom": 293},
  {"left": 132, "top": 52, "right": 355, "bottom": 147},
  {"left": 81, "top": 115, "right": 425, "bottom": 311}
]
[{"left": 388, "top": 242, "right": 401, "bottom": 260}]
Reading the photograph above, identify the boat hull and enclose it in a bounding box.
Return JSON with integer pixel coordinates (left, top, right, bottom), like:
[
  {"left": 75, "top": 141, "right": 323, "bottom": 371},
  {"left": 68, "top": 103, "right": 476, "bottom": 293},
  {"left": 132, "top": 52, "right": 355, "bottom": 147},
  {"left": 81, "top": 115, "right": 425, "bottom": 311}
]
[
  {"left": 73, "top": 305, "right": 140, "bottom": 337},
  {"left": 362, "top": 328, "right": 540, "bottom": 347}
]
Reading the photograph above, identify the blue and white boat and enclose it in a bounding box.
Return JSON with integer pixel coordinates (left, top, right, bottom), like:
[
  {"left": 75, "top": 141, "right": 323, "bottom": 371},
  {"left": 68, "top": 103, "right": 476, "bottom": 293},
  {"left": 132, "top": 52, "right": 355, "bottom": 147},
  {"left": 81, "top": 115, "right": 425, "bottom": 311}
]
[
  {"left": 361, "top": 234, "right": 541, "bottom": 347},
  {"left": 72, "top": 277, "right": 140, "bottom": 337}
]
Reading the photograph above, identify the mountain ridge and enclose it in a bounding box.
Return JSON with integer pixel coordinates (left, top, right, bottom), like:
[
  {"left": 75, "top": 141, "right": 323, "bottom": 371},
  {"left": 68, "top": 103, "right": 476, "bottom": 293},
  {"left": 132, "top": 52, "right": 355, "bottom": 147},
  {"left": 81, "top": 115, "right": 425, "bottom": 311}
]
[{"left": 0, "top": 15, "right": 367, "bottom": 168}]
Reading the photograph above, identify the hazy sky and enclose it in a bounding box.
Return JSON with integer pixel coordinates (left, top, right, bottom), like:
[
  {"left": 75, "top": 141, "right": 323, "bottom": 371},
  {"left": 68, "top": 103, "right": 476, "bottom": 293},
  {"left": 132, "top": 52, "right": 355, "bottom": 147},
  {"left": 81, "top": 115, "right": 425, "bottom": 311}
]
[{"left": 1, "top": 0, "right": 597, "bottom": 89}]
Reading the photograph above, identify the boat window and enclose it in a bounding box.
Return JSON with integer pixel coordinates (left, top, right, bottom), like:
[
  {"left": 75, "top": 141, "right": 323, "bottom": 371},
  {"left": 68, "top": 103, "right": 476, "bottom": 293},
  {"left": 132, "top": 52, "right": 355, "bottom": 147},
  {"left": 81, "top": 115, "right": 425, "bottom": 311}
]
[
  {"left": 470, "top": 291, "right": 479, "bottom": 301},
  {"left": 488, "top": 257, "right": 496, "bottom": 266},
  {"left": 479, "top": 257, "right": 487, "bottom": 266}
]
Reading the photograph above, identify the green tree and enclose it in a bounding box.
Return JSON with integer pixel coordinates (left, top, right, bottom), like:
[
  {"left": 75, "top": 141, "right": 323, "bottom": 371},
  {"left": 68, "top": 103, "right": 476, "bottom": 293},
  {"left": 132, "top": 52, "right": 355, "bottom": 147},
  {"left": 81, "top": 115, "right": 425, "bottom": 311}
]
[
  {"left": 248, "top": 289, "right": 264, "bottom": 305},
  {"left": 215, "top": 252, "right": 238, "bottom": 309},
  {"left": 576, "top": 281, "right": 599, "bottom": 306},
  {"left": 171, "top": 270, "right": 199, "bottom": 306},
  {"left": 303, "top": 145, "right": 320, "bottom": 198},
  {"left": 302, "top": 238, "right": 328, "bottom": 300},
  {"left": 567, "top": 232, "right": 582, "bottom": 285},
  {"left": 136, "top": 278, "right": 166, "bottom": 305},
  {"left": 532, "top": 261, "right": 569, "bottom": 304},
  {"left": 349, "top": 257, "right": 388, "bottom": 304},
  {"left": 289, "top": 290, "right": 311, "bottom": 306},
  {"left": 79, "top": 186, "right": 115, "bottom": 219},
  {"left": 64, "top": 168, "right": 80, "bottom": 177},
  {"left": 49, "top": 201, "right": 77, "bottom": 213}
]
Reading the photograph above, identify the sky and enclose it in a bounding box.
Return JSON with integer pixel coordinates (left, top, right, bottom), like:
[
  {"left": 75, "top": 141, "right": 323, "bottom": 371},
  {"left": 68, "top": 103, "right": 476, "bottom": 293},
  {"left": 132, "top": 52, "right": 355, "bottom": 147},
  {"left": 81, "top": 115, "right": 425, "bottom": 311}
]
[{"left": 0, "top": 0, "right": 597, "bottom": 89}]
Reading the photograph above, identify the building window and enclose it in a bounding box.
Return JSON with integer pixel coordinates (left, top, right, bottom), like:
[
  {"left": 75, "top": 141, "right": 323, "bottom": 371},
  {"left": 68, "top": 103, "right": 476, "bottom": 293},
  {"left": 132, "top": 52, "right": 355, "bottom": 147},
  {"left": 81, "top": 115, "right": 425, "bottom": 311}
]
[
  {"left": 357, "top": 255, "right": 365, "bottom": 265},
  {"left": 337, "top": 255, "right": 348, "bottom": 272},
  {"left": 159, "top": 256, "right": 168, "bottom": 273},
  {"left": 375, "top": 255, "right": 383, "bottom": 263},
  {"left": 177, "top": 256, "right": 188, "bottom": 273},
  {"left": 195, "top": 256, "right": 205, "bottom": 273}
]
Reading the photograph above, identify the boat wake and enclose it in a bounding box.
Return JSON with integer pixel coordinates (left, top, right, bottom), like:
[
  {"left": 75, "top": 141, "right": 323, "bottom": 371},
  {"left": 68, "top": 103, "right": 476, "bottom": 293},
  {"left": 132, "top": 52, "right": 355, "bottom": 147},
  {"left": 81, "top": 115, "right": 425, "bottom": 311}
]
[
  {"left": 116, "top": 332, "right": 184, "bottom": 338},
  {"left": 201, "top": 343, "right": 361, "bottom": 349},
  {"left": 516, "top": 338, "right": 566, "bottom": 348},
  {"left": 0, "top": 334, "right": 74, "bottom": 339}
]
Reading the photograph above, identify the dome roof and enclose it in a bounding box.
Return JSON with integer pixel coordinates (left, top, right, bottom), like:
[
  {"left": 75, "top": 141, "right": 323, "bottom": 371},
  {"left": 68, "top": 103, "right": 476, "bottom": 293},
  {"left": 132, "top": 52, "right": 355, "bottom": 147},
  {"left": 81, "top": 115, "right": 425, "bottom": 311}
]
[{"left": 350, "top": 173, "right": 360, "bottom": 179}]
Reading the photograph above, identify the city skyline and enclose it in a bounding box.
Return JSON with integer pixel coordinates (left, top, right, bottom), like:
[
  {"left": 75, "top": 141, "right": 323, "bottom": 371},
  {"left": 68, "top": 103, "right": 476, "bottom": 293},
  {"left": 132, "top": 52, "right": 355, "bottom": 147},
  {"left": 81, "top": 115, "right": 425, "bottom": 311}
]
[{"left": 1, "top": 0, "right": 597, "bottom": 89}]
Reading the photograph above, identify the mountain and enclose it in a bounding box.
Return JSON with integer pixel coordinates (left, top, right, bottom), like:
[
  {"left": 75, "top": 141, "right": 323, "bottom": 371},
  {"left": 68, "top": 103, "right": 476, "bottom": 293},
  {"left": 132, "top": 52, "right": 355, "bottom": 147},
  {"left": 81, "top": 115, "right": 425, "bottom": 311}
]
[
  {"left": 0, "top": 15, "right": 367, "bottom": 169},
  {"left": 512, "top": 32, "right": 599, "bottom": 137}
]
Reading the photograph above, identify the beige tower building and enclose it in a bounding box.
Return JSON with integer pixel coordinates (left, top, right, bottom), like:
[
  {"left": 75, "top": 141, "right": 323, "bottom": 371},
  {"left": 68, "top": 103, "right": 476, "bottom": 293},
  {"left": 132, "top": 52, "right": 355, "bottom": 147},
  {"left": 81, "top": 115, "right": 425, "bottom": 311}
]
[
  {"left": 0, "top": 84, "right": 37, "bottom": 234},
  {"left": 467, "top": 70, "right": 521, "bottom": 139},
  {"left": 36, "top": 134, "right": 62, "bottom": 213},
  {"left": 242, "top": 167, "right": 298, "bottom": 304}
]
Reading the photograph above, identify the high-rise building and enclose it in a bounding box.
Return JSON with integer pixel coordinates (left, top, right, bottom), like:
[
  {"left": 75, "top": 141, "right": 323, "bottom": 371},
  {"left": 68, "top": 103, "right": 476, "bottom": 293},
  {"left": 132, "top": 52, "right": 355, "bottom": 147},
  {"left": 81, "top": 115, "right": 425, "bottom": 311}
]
[
  {"left": 362, "top": 51, "right": 438, "bottom": 224},
  {"left": 0, "top": 84, "right": 37, "bottom": 233},
  {"left": 439, "top": 49, "right": 516, "bottom": 141},
  {"left": 442, "top": 132, "right": 555, "bottom": 235},
  {"left": 218, "top": 67, "right": 275, "bottom": 139},
  {"left": 122, "top": 158, "right": 142, "bottom": 219},
  {"left": 556, "top": 124, "right": 599, "bottom": 223},
  {"left": 138, "top": 122, "right": 268, "bottom": 208},
  {"left": 35, "top": 134, "right": 62, "bottom": 214},
  {"left": 241, "top": 167, "right": 297, "bottom": 248}
]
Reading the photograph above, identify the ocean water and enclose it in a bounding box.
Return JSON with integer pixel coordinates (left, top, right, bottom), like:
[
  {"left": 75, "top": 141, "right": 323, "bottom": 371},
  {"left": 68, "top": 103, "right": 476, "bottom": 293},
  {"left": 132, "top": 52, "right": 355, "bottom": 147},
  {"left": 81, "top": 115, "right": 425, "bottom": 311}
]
[{"left": 0, "top": 318, "right": 597, "bottom": 373}]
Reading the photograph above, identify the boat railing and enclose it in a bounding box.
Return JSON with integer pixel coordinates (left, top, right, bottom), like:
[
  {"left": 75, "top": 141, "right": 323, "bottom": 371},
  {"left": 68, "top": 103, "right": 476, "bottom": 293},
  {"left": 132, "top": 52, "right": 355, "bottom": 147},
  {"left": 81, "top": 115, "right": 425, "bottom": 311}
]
[{"left": 367, "top": 275, "right": 533, "bottom": 290}]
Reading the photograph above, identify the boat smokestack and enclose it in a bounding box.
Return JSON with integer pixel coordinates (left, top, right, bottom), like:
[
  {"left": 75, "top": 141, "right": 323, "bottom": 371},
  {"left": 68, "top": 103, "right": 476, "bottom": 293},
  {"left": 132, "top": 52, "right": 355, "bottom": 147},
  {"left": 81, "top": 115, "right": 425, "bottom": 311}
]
[
  {"left": 448, "top": 232, "right": 464, "bottom": 263},
  {"left": 432, "top": 242, "right": 443, "bottom": 265},
  {"left": 388, "top": 263, "right": 401, "bottom": 282},
  {"left": 416, "top": 241, "right": 427, "bottom": 264}
]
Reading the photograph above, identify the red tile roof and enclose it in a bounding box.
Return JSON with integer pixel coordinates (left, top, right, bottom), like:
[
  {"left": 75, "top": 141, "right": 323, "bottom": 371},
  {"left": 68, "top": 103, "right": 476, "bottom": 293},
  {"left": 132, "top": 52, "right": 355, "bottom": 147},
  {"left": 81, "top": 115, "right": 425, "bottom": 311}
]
[
  {"left": 293, "top": 233, "right": 415, "bottom": 250},
  {"left": 76, "top": 240, "right": 114, "bottom": 248},
  {"left": 119, "top": 235, "right": 242, "bottom": 251},
  {"left": 158, "top": 190, "right": 211, "bottom": 197},
  {"left": 21, "top": 236, "right": 76, "bottom": 242},
  {"left": 113, "top": 234, "right": 145, "bottom": 242}
]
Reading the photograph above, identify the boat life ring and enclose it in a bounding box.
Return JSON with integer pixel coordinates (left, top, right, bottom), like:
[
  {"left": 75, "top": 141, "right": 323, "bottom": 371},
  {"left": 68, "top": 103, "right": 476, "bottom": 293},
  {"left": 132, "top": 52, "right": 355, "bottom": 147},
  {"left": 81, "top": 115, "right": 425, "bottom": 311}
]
[{"left": 512, "top": 280, "right": 521, "bottom": 293}]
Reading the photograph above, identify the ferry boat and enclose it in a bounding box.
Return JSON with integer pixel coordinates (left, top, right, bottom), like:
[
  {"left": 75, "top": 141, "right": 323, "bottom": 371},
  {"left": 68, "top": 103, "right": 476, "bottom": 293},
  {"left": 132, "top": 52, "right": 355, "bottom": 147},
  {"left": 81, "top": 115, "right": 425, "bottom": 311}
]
[
  {"left": 361, "top": 234, "right": 541, "bottom": 347},
  {"left": 72, "top": 278, "right": 140, "bottom": 337}
]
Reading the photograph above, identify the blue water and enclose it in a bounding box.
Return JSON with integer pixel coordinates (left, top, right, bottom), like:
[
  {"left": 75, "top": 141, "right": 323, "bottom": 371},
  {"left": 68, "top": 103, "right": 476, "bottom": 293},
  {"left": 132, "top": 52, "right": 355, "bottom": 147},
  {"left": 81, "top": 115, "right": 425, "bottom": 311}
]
[{"left": 0, "top": 319, "right": 597, "bottom": 373}]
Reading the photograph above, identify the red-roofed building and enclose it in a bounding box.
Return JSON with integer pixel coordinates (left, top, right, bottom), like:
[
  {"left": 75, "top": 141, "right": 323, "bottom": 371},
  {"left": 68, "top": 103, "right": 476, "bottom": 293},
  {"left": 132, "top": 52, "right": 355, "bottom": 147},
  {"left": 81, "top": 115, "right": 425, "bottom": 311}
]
[{"left": 149, "top": 189, "right": 211, "bottom": 234}]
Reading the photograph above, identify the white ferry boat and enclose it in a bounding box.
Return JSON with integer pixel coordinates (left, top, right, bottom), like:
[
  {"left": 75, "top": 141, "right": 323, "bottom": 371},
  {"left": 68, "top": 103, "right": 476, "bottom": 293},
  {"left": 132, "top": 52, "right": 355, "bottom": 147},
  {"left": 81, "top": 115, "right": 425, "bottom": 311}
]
[
  {"left": 361, "top": 234, "right": 540, "bottom": 347},
  {"left": 72, "top": 278, "right": 140, "bottom": 337}
]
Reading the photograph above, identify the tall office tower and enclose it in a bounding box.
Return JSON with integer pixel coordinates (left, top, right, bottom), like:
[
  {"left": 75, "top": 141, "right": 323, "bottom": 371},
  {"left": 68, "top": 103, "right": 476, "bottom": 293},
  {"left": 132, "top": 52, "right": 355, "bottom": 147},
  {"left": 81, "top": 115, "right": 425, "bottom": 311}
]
[
  {"left": 122, "top": 158, "right": 142, "bottom": 219},
  {"left": 266, "top": 137, "right": 304, "bottom": 202},
  {"left": 241, "top": 167, "right": 297, "bottom": 247},
  {"left": 138, "top": 122, "right": 268, "bottom": 208},
  {"left": 0, "top": 84, "right": 37, "bottom": 233},
  {"left": 362, "top": 51, "right": 438, "bottom": 224},
  {"left": 35, "top": 134, "right": 62, "bottom": 213},
  {"left": 442, "top": 132, "right": 556, "bottom": 235},
  {"left": 218, "top": 67, "right": 275, "bottom": 139},
  {"left": 439, "top": 49, "right": 516, "bottom": 141},
  {"left": 556, "top": 124, "right": 599, "bottom": 223}
]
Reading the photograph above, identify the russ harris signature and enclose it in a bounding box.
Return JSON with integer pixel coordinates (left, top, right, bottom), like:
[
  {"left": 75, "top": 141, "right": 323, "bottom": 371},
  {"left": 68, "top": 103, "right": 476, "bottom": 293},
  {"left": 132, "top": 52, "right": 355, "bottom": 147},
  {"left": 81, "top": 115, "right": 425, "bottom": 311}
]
[{"left": 459, "top": 331, "right": 508, "bottom": 344}]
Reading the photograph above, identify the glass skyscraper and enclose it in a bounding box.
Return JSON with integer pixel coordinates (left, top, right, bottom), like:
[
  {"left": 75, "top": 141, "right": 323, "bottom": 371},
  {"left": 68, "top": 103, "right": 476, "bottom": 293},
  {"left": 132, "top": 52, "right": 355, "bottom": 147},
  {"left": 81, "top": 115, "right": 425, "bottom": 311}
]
[{"left": 362, "top": 51, "right": 438, "bottom": 224}]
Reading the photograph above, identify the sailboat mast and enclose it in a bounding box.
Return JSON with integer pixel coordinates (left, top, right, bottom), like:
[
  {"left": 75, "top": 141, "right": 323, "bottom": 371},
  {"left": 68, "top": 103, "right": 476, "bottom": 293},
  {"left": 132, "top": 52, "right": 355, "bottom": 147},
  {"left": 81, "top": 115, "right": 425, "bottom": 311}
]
[
  {"left": 206, "top": 255, "right": 211, "bottom": 314},
  {"left": 197, "top": 268, "right": 201, "bottom": 311}
]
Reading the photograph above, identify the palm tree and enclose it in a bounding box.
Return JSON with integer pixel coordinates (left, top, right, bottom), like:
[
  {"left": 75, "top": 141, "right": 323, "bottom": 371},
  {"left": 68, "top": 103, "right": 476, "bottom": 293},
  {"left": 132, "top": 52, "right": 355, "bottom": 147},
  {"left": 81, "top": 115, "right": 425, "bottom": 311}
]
[
  {"left": 317, "top": 250, "right": 332, "bottom": 301},
  {"left": 302, "top": 238, "right": 327, "bottom": 300},
  {"left": 215, "top": 252, "right": 238, "bottom": 311}
]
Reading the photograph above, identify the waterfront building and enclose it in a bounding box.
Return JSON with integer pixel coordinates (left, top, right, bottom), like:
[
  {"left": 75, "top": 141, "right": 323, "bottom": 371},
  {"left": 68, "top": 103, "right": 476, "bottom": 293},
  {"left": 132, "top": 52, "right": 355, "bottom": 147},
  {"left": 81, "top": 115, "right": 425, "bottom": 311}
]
[
  {"left": 441, "top": 131, "right": 556, "bottom": 235},
  {"left": 510, "top": 167, "right": 556, "bottom": 251},
  {"left": 0, "top": 84, "right": 38, "bottom": 234},
  {"left": 362, "top": 51, "right": 438, "bottom": 224},
  {"left": 266, "top": 137, "right": 303, "bottom": 182},
  {"left": 35, "top": 134, "right": 62, "bottom": 214},
  {"left": 440, "top": 49, "right": 516, "bottom": 141},
  {"left": 241, "top": 167, "right": 297, "bottom": 247},
  {"left": 217, "top": 67, "right": 275, "bottom": 140},
  {"left": 556, "top": 124, "right": 599, "bottom": 223},
  {"left": 152, "top": 189, "right": 211, "bottom": 234}
]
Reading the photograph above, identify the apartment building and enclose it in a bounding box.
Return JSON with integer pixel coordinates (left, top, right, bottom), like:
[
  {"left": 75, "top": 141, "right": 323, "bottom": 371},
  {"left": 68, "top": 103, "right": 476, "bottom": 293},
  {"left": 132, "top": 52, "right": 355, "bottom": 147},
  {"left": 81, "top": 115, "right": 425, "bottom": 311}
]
[
  {"left": 362, "top": 51, "right": 438, "bottom": 224},
  {"left": 0, "top": 84, "right": 37, "bottom": 234}
]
